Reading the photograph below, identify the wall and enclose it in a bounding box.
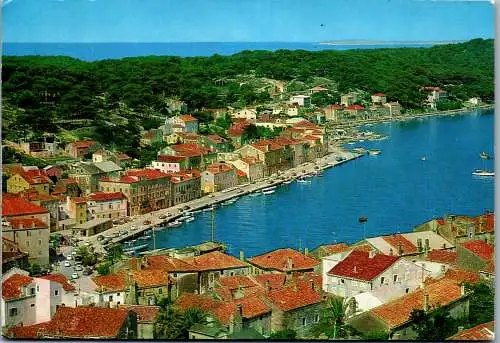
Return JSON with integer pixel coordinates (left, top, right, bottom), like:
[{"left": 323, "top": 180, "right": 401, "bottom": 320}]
[
  {"left": 2, "top": 222, "right": 50, "bottom": 266},
  {"left": 283, "top": 302, "right": 324, "bottom": 338}
]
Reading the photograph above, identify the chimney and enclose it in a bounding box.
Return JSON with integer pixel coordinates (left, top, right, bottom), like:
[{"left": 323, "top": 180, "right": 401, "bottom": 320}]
[
  {"left": 266, "top": 280, "right": 271, "bottom": 292},
  {"left": 460, "top": 283, "right": 466, "bottom": 296},
  {"left": 423, "top": 293, "right": 430, "bottom": 312},
  {"left": 479, "top": 216, "right": 484, "bottom": 233},
  {"left": 440, "top": 265, "right": 446, "bottom": 274},
  {"left": 239, "top": 251, "right": 245, "bottom": 262},
  {"left": 389, "top": 248, "right": 393, "bottom": 256},
  {"left": 457, "top": 326, "right": 464, "bottom": 332},
  {"left": 353, "top": 266, "right": 357, "bottom": 273},
  {"left": 136, "top": 258, "right": 141, "bottom": 271},
  {"left": 417, "top": 238, "right": 423, "bottom": 252},
  {"left": 397, "top": 242, "right": 403, "bottom": 256},
  {"left": 287, "top": 257, "right": 293, "bottom": 271},
  {"left": 19, "top": 223, "right": 24, "bottom": 230},
  {"left": 369, "top": 250, "right": 376, "bottom": 259},
  {"left": 310, "top": 279, "right": 315, "bottom": 291},
  {"left": 304, "top": 247, "right": 309, "bottom": 256},
  {"left": 424, "top": 239, "right": 430, "bottom": 251},
  {"left": 237, "top": 304, "right": 243, "bottom": 317}
]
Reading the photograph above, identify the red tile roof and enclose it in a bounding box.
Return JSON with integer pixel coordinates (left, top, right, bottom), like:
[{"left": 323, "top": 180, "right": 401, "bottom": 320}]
[
  {"left": 139, "top": 255, "right": 199, "bottom": 272},
  {"left": 184, "top": 251, "right": 248, "bottom": 271},
  {"left": 371, "top": 277, "right": 465, "bottom": 329},
  {"left": 426, "top": 249, "right": 457, "bottom": 264},
  {"left": 267, "top": 281, "right": 322, "bottom": 312},
  {"left": 8, "top": 218, "right": 48, "bottom": 230},
  {"left": 19, "top": 190, "right": 58, "bottom": 202},
  {"left": 44, "top": 306, "right": 130, "bottom": 338},
  {"left": 71, "top": 140, "right": 97, "bottom": 149},
  {"left": 241, "top": 157, "right": 261, "bottom": 165},
  {"left": 119, "top": 305, "right": 160, "bottom": 322},
  {"left": 254, "top": 273, "right": 286, "bottom": 291},
  {"left": 382, "top": 234, "right": 418, "bottom": 255},
  {"left": 132, "top": 269, "right": 172, "bottom": 288},
  {"left": 179, "top": 114, "right": 198, "bottom": 122},
  {"left": 461, "top": 240, "right": 494, "bottom": 261},
  {"left": 236, "top": 170, "right": 247, "bottom": 177},
  {"left": 234, "top": 294, "right": 271, "bottom": 318},
  {"left": 318, "top": 243, "right": 351, "bottom": 255},
  {"left": 88, "top": 192, "right": 126, "bottom": 202},
  {"left": 2, "top": 274, "right": 33, "bottom": 300},
  {"left": 292, "top": 120, "right": 321, "bottom": 130},
  {"left": 444, "top": 269, "right": 481, "bottom": 285},
  {"left": 19, "top": 169, "right": 51, "bottom": 185},
  {"left": 206, "top": 135, "right": 225, "bottom": 143},
  {"left": 171, "top": 143, "right": 209, "bottom": 157},
  {"left": 2, "top": 193, "right": 50, "bottom": 217},
  {"left": 218, "top": 275, "right": 261, "bottom": 290},
  {"left": 373, "top": 93, "right": 386, "bottom": 96},
  {"left": 158, "top": 155, "right": 187, "bottom": 163},
  {"left": 346, "top": 104, "right": 365, "bottom": 110},
  {"left": 252, "top": 139, "right": 283, "bottom": 152},
  {"left": 328, "top": 250, "right": 399, "bottom": 281},
  {"left": 39, "top": 274, "right": 76, "bottom": 292},
  {"left": 247, "top": 248, "right": 319, "bottom": 272},
  {"left": 6, "top": 322, "right": 52, "bottom": 339},
  {"left": 102, "top": 169, "right": 171, "bottom": 184},
  {"left": 327, "top": 104, "right": 342, "bottom": 110},
  {"left": 475, "top": 213, "right": 495, "bottom": 233},
  {"left": 92, "top": 274, "right": 126, "bottom": 292},
  {"left": 448, "top": 321, "right": 495, "bottom": 340},
  {"left": 206, "top": 163, "right": 234, "bottom": 174}
]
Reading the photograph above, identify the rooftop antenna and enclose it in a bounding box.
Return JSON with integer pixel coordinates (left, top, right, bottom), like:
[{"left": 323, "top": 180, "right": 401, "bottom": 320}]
[{"left": 211, "top": 205, "right": 215, "bottom": 242}]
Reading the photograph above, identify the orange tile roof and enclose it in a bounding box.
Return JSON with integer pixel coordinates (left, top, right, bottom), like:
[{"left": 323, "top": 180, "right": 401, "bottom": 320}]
[
  {"left": 206, "top": 135, "right": 225, "bottom": 143},
  {"left": 71, "top": 140, "right": 97, "bottom": 149},
  {"left": 234, "top": 294, "right": 271, "bottom": 318},
  {"left": 2, "top": 193, "right": 50, "bottom": 217},
  {"left": 19, "top": 190, "right": 58, "bottom": 202},
  {"left": 254, "top": 274, "right": 286, "bottom": 291},
  {"left": 292, "top": 120, "right": 320, "bottom": 130},
  {"left": 481, "top": 260, "right": 495, "bottom": 274},
  {"left": 132, "top": 269, "right": 172, "bottom": 288},
  {"left": 206, "top": 163, "right": 234, "bottom": 174},
  {"left": 171, "top": 143, "right": 209, "bottom": 157},
  {"left": 19, "top": 169, "right": 51, "bottom": 185},
  {"left": 217, "top": 275, "right": 261, "bottom": 290},
  {"left": 247, "top": 248, "right": 320, "bottom": 272},
  {"left": 158, "top": 155, "right": 187, "bottom": 163},
  {"left": 184, "top": 251, "right": 248, "bottom": 271},
  {"left": 328, "top": 251, "right": 399, "bottom": 281},
  {"left": 88, "top": 192, "right": 126, "bottom": 202},
  {"left": 92, "top": 274, "right": 126, "bottom": 292},
  {"left": 241, "top": 157, "right": 261, "bottom": 165},
  {"left": 5, "top": 322, "right": 52, "bottom": 339},
  {"left": 346, "top": 104, "right": 365, "bottom": 110},
  {"left": 382, "top": 234, "right": 418, "bottom": 254},
  {"left": 102, "top": 169, "right": 171, "bottom": 184},
  {"left": 461, "top": 240, "right": 494, "bottom": 261},
  {"left": 426, "top": 249, "right": 457, "bottom": 264},
  {"left": 2, "top": 274, "right": 33, "bottom": 300},
  {"left": 236, "top": 170, "right": 247, "bottom": 177},
  {"left": 138, "top": 255, "right": 199, "bottom": 272},
  {"left": 448, "top": 321, "right": 495, "bottom": 340},
  {"left": 39, "top": 274, "right": 76, "bottom": 292},
  {"left": 267, "top": 281, "right": 322, "bottom": 312},
  {"left": 252, "top": 139, "right": 283, "bottom": 152},
  {"left": 8, "top": 218, "right": 48, "bottom": 230},
  {"left": 43, "top": 306, "right": 130, "bottom": 338},
  {"left": 179, "top": 114, "right": 198, "bottom": 122},
  {"left": 119, "top": 305, "right": 160, "bottom": 323},
  {"left": 475, "top": 213, "right": 494, "bottom": 233},
  {"left": 444, "top": 269, "right": 481, "bottom": 285},
  {"left": 371, "top": 277, "right": 465, "bottom": 329},
  {"left": 373, "top": 92, "right": 386, "bottom": 96},
  {"left": 318, "top": 243, "right": 351, "bottom": 255}
]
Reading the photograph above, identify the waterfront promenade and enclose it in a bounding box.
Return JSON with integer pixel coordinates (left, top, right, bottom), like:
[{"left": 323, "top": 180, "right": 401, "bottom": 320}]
[{"left": 79, "top": 147, "right": 362, "bottom": 254}]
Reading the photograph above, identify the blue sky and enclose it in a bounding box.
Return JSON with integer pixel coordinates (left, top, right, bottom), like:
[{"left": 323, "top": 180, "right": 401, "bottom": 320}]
[{"left": 3, "top": 0, "right": 494, "bottom": 43}]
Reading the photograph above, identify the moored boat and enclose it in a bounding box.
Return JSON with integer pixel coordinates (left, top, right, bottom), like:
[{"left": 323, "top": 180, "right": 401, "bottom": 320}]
[
  {"left": 480, "top": 152, "right": 492, "bottom": 160},
  {"left": 262, "top": 189, "right": 275, "bottom": 195},
  {"left": 296, "top": 177, "right": 311, "bottom": 184},
  {"left": 262, "top": 186, "right": 276, "bottom": 192},
  {"left": 185, "top": 216, "right": 195, "bottom": 223},
  {"left": 472, "top": 169, "right": 495, "bottom": 177},
  {"left": 168, "top": 220, "right": 183, "bottom": 228},
  {"left": 368, "top": 149, "right": 382, "bottom": 155}
]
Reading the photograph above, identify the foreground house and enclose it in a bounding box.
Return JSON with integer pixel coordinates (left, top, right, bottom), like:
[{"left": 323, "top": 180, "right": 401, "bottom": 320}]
[
  {"left": 119, "top": 305, "right": 160, "bottom": 339},
  {"left": 5, "top": 306, "right": 138, "bottom": 339},
  {"left": 348, "top": 277, "right": 471, "bottom": 340},
  {"left": 87, "top": 192, "right": 128, "bottom": 220},
  {"left": 447, "top": 321, "right": 495, "bottom": 340},
  {"left": 7, "top": 169, "right": 52, "bottom": 195},
  {"left": 201, "top": 163, "right": 238, "bottom": 194}
]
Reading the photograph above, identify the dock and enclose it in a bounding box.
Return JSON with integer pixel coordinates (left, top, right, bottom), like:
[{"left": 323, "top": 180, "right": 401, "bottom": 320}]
[{"left": 79, "top": 148, "right": 362, "bottom": 254}]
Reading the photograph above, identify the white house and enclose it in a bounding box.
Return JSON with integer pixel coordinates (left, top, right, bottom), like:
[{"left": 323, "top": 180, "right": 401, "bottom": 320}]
[
  {"left": 232, "top": 108, "right": 257, "bottom": 121},
  {"left": 290, "top": 95, "right": 311, "bottom": 107}
]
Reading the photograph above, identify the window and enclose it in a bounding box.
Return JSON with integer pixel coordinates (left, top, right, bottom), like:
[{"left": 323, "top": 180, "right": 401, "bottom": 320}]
[
  {"left": 38, "top": 239, "right": 42, "bottom": 246},
  {"left": 393, "top": 275, "right": 398, "bottom": 284},
  {"left": 173, "top": 273, "right": 177, "bottom": 278},
  {"left": 117, "top": 301, "right": 120, "bottom": 305},
  {"left": 315, "top": 315, "right": 320, "bottom": 323},
  {"left": 380, "top": 277, "right": 385, "bottom": 285},
  {"left": 27, "top": 231, "right": 31, "bottom": 237},
  {"left": 30, "top": 288, "right": 35, "bottom": 295},
  {"left": 405, "top": 288, "right": 410, "bottom": 294},
  {"left": 30, "top": 304, "right": 35, "bottom": 307},
  {"left": 36, "top": 285, "right": 39, "bottom": 292},
  {"left": 159, "top": 288, "right": 163, "bottom": 294},
  {"left": 116, "top": 293, "right": 120, "bottom": 296},
  {"left": 109, "top": 295, "right": 113, "bottom": 302},
  {"left": 302, "top": 317, "right": 307, "bottom": 326},
  {"left": 55, "top": 289, "right": 59, "bottom": 296},
  {"left": 340, "top": 279, "right": 344, "bottom": 284},
  {"left": 9, "top": 308, "right": 18, "bottom": 317}
]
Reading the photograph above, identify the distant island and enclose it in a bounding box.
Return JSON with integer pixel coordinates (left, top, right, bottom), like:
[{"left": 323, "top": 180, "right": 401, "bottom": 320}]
[{"left": 319, "top": 39, "right": 467, "bottom": 46}]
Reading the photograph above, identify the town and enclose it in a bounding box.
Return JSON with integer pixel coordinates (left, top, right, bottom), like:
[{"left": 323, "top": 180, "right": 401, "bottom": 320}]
[{"left": 1, "top": 80, "right": 495, "bottom": 340}]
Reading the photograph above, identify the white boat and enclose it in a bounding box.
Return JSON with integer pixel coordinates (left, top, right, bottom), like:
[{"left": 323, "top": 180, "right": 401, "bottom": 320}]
[
  {"left": 168, "top": 221, "right": 182, "bottom": 228},
  {"left": 154, "top": 226, "right": 164, "bottom": 232},
  {"left": 262, "top": 186, "right": 276, "bottom": 192},
  {"left": 202, "top": 207, "right": 212, "bottom": 212},
  {"left": 262, "top": 189, "right": 275, "bottom": 195},
  {"left": 282, "top": 179, "right": 293, "bottom": 185},
  {"left": 249, "top": 192, "right": 261, "bottom": 197},
  {"left": 297, "top": 178, "right": 311, "bottom": 184},
  {"left": 139, "top": 235, "right": 151, "bottom": 240},
  {"left": 185, "top": 217, "right": 195, "bottom": 223},
  {"left": 182, "top": 212, "right": 192, "bottom": 217},
  {"left": 124, "top": 243, "right": 149, "bottom": 252},
  {"left": 480, "top": 152, "right": 492, "bottom": 160},
  {"left": 421, "top": 156, "right": 427, "bottom": 161},
  {"left": 472, "top": 169, "right": 495, "bottom": 177},
  {"left": 368, "top": 150, "right": 382, "bottom": 155}
]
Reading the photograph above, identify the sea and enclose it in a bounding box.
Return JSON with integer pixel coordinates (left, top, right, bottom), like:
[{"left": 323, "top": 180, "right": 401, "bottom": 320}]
[
  {"left": 141, "top": 110, "right": 494, "bottom": 257},
  {"left": 2, "top": 42, "right": 436, "bottom": 61}
]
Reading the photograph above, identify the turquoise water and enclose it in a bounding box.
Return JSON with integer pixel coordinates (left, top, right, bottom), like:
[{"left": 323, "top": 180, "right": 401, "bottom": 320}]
[{"left": 145, "top": 110, "right": 494, "bottom": 257}]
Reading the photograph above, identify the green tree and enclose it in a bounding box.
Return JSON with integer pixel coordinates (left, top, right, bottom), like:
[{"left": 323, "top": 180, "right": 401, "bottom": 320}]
[
  {"left": 76, "top": 246, "right": 97, "bottom": 267},
  {"left": 312, "top": 297, "right": 349, "bottom": 339},
  {"left": 410, "top": 307, "right": 458, "bottom": 341},
  {"left": 466, "top": 281, "right": 494, "bottom": 327},
  {"left": 269, "top": 328, "right": 297, "bottom": 340},
  {"left": 154, "top": 298, "right": 208, "bottom": 339},
  {"left": 106, "top": 245, "right": 124, "bottom": 264},
  {"left": 29, "top": 263, "right": 42, "bottom": 276},
  {"left": 96, "top": 262, "right": 111, "bottom": 276}
]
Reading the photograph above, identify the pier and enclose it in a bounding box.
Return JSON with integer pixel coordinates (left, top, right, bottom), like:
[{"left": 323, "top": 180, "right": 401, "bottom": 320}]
[{"left": 79, "top": 148, "right": 362, "bottom": 254}]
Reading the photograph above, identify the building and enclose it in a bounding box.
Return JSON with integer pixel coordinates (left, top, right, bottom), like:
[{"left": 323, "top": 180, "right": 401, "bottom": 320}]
[
  {"left": 348, "top": 277, "right": 470, "bottom": 340},
  {"left": 51, "top": 178, "right": 82, "bottom": 198},
  {"left": 423, "top": 86, "right": 448, "bottom": 110},
  {"left": 66, "top": 197, "right": 88, "bottom": 225},
  {"left": 99, "top": 169, "right": 171, "bottom": 216},
  {"left": 310, "top": 85, "right": 328, "bottom": 94},
  {"left": 324, "top": 104, "right": 343, "bottom": 122},
  {"left": 383, "top": 101, "right": 401, "bottom": 117},
  {"left": 2, "top": 237, "right": 29, "bottom": 273},
  {"left": 71, "top": 218, "right": 112, "bottom": 237},
  {"left": 228, "top": 157, "right": 265, "bottom": 182},
  {"left": 170, "top": 170, "right": 201, "bottom": 206},
  {"left": 371, "top": 93, "right": 387, "bottom": 105},
  {"left": 273, "top": 137, "right": 308, "bottom": 167},
  {"left": 164, "top": 115, "right": 199, "bottom": 135},
  {"left": 7, "top": 169, "right": 52, "bottom": 195},
  {"left": 447, "top": 320, "right": 494, "bottom": 340},
  {"left": 290, "top": 95, "right": 311, "bottom": 107},
  {"left": 183, "top": 251, "right": 250, "bottom": 294},
  {"left": 66, "top": 162, "right": 112, "bottom": 195},
  {"left": 344, "top": 104, "right": 365, "bottom": 119},
  {"left": 201, "top": 163, "right": 238, "bottom": 193},
  {"left": 150, "top": 155, "right": 189, "bottom": 174},
  {"left": 18, "top": 190, "right": 60, "bottom": 232},
  {"left": 235, "top": 139, "right": 292, "bottom": 176},
  {"left": 247, "top": 248, "right": 320, "bottom": 274},
  {"left": 227, "top": 121, "right": 250, "bottom": 148},
  {"left": 341, "top": 92, "right": 359, "bottom": 106},
  {"left": 18, "top": 139, "right": 57, "bottom": 158},
  {"left": 200, "top": 134, "right": 232, "bottom": 153},
  {"left": 232, "top": 108, "right": 257, "bottom": 121},
  {"left": 87, "top": 192, "right": 128, "bottom": 220},
  {"left": 310, "top": 242, "right": 350, "bottom": 259},
  {"left": 140, "top": 129, "right": 163, "bottom": 146},
  {"left": 159, "top": 143, "right": 210, "bottom": 170},
  {"left": 66, "top": 140, "right": 99, "bottom": 159},
  {"left": 1, "top": 272, "right": 38, "bottom": 327},
  {"left": 6, "top": 306, "right": 138, "bottom": 339},
  {"left": 456, "top": 240, "right": 494, "bottom": 273},
  {"left": 119, "top": 305, "right": 160, "bottom": 339}
]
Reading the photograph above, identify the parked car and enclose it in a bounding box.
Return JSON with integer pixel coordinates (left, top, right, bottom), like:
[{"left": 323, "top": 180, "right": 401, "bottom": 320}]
[
  {"left": 75, "top": 265, "right": 83, "bottom": 272},
  {"left": 183, "top": 205, "right": 190, "bottom": 210},
  {"left": 159, "top": 214, "right": 167, "bottom": 219},
  {"left": 208, "top": 194, "right": 215, "bottom": 198},
  {"left": 64, "top": 261, "right": 71, "bottom": 267},
  {"left": 97, "top": 235, "right": 105, "bottom": 241},
  {"left": 237, "top": 189, "right": 244, "bottom": 193},
  {"left": 71, "top": 273, "right": 79, "bottom": 279},
  {"left": 66, "top": 255, "right": 72, "bottom": 261},
  {"left": 143, "top": 220, "right": 151, "bottom": 225},
  {"left": 83, "top": 268, "right": 93, "bottom": 276}
]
